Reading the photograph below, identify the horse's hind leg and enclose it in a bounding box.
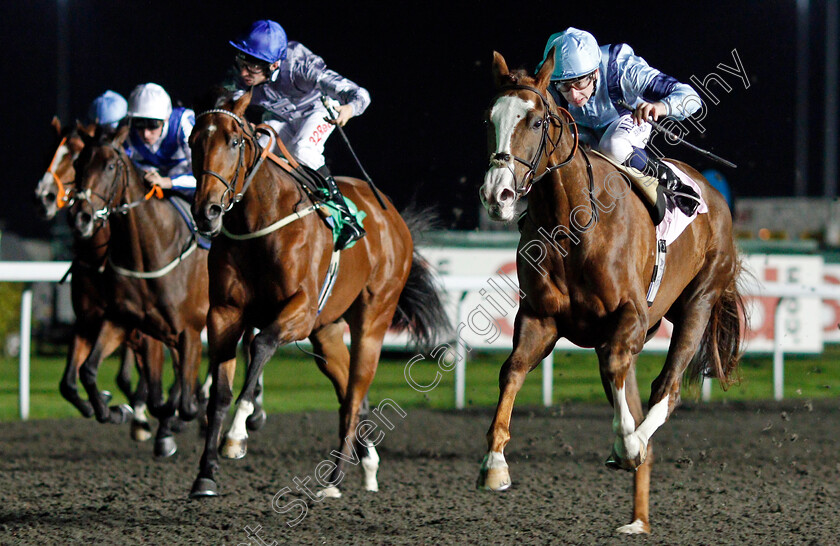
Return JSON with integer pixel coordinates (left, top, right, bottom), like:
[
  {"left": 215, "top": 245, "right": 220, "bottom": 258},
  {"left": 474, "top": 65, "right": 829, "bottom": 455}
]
[
  {"left": 478, "top": 312, "right": 558, "bottom": 491},
  {"left": 309, "top": 321, "right": 378, "bottom": 496}
]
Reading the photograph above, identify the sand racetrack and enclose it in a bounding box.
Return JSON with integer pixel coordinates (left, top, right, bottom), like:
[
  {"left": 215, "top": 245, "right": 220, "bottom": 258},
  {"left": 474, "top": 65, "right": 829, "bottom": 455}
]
[{"left": 2, "top": 399, "right": 839, "bottom": 545}]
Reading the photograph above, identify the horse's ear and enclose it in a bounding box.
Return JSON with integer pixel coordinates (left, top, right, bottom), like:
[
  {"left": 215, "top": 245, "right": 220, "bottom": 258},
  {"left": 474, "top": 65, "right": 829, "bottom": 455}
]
[
  {"left": 111, "top": 125, "right": 130, "bottom": 148},
  {"left": 492, "top": 51, "right": 510, "bottom": 87},
  {"left": 535, "top": 46, "right": 556, "bottom": 90},
  {"left": 233, "top": 89, "right": 252, "bottom": 117},
  {"left": 51, "top": 116, "right": 62, "bottom": 134},
  {"left": 75, "top": 120, "right": 94, "bottom": 147},
  {"left": 79, "top": 121, "right": 96, "bottom": 137}
]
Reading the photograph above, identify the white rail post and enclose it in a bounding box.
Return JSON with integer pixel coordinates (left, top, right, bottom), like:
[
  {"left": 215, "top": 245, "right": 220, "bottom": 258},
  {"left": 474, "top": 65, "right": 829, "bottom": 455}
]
[
  {"left": 454, "top": 291, "right": 468, "bottom": 409},
  {"left": 19, "top": 285, "right": 33, "bottom": 420},
  {"left": 701, "top": 374, "right": 712, "bottom": 401},
  {"left": 773, "top": 297, "right": 786, "bottom": 401},
  {"left": 541, "top": 349, "right": 553, "bottom": 407}
]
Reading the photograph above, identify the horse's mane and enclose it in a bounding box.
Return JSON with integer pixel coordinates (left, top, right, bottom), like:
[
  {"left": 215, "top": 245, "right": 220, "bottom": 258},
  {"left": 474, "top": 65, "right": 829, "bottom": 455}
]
[
  {"left": 498, "top": 68, "right": 535, "bottom": 87},
  {"left": 193, "top": 85, "right": 236, "bottom": 113}
]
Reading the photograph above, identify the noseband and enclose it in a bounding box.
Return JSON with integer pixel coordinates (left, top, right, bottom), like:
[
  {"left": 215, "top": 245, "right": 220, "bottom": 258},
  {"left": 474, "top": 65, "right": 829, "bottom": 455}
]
[
  {"left": 194, "top": 109, "right": 276, "bottom": 212},
  {"left": 490, "top": 84, "right": 579, "bottom": 196}
]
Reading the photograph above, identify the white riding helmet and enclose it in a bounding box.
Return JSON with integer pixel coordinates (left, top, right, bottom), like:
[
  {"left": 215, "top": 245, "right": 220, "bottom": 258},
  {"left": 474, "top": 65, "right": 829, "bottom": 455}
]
[
  {"left": 127, "top": 83, "right": 172, "bottom": 121},
  {"left": 541, "top": 27, "right": 601, "bottom": 81}
]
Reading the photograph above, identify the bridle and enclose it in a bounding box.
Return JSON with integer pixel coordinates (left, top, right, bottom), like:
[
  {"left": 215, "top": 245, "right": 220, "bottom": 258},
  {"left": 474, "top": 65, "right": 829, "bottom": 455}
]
[
  {"left": 489, "top": 84, "right": 580, "bottom": 197},
  {"left": 193, "top": 108, "right": 277, "bottom": 213},
  {"left": 74, "top": 144, "right": 155, "bottom": 225},
  {"left": 491, "top": 83, "right": 598, "bottom": 233},
  {"left": 43, "top": 136, "right": 75, "bottom": 209}
]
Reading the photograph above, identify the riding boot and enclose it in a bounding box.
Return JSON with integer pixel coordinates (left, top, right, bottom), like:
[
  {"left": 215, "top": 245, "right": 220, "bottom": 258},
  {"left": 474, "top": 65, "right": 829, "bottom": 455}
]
[
  {"left": 317, "top": 166, "right": 366, "bottom": 250},
  {"left": 646, "top": 156, "right": 701, "bottom": 217}
]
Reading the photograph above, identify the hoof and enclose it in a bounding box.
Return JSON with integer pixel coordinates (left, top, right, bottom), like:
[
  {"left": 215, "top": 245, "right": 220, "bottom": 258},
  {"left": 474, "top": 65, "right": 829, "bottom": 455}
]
[
  {"left": 220, "top": 437, "right": 247, "bottom": 459},
  {"left": 246, "top": 408, "right": 267, "bottom": 431},
  {"left": 131, "top": 419, "right": 153, "bottom": 442},
  {"left": 616, "top": 518, "right": 651, "bottom": 534},
  {"left": 317, "top": 486, "right": 342, "bottom": 499},
  {"left": 189, "top": 477, "right": 219, "bottom": 498},
  {"left": 605, "top": 443, "right": 646, "bottom": 472},
  {"left": 154, "top": 435, "right": 178, "bottom": 458},
  {"left": 477, "top": 466, "right": 511, "bottom": 491},
  {"left": 109, "top": 404, "right": 134, "bottom": 424},
  {"left": 101, "top": 391, "right": 113, "bottom": 405}
]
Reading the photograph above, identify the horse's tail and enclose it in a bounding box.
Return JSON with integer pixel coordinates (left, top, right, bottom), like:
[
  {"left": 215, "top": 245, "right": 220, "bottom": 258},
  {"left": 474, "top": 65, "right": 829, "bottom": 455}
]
[
  {"left": 687, "top": 258, "right": 749, "bottom": 389},
  {"left": 391, "top": 205, "right": 452, "bottom": 350}
]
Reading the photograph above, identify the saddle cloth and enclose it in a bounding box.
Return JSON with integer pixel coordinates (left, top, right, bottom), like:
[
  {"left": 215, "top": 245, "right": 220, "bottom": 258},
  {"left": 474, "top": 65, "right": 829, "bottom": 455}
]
[{"left": 656, "top": 161, "right": 709, "bottom": 247}]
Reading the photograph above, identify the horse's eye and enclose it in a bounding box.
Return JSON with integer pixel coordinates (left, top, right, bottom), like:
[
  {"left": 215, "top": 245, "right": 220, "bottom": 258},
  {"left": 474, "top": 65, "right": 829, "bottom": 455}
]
[
  {"left": 534, "top": 119, "right": 543, "bottom": 129},
  {"left": 108, "top": 162, "right": 116, "bottom": 170},
  {"left": 231, "top": 138, "right": 240, "bottom": 147}
]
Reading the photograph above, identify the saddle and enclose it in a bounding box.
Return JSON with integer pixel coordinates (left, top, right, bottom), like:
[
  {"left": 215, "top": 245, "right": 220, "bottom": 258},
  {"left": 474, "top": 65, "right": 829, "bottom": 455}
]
[{"left": 168, "top": 194, "right": 212, "bottom": 250}]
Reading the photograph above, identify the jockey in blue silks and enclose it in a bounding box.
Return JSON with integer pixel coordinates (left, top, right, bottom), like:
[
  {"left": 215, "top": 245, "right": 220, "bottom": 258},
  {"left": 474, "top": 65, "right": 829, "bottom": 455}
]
[
  {"left": 87, "top": 90, "right": 128, "bottom": 131},
  {"left": 540, "top": 28, "right": 702, "bottom": 223},
  {"left": 124, "top": 83, "right": 197, "bottom": 200},
  {"left": 227, "top": 19, "right": 370, "bottom": 250}
]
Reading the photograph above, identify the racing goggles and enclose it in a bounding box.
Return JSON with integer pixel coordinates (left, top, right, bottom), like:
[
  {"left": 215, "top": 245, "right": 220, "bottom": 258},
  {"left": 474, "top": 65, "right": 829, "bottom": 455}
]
[
  {"left": 132, "top": 118, "right": 164, "bottom": 130},
  {"left": 555, "top": 73, "right": 596, "bottom": 93},
  {"left": 235, "top": 54, "right": 270, "bottom": 75}
]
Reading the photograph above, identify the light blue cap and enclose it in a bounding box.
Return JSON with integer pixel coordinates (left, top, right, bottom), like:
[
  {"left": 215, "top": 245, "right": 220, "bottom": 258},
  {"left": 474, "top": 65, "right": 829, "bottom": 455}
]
[
  {"left": 88, "top": 90, "right": 128, "bottom": 129},
  {"left": 540, "top": 27, "right": 601, "bottom": 81}
]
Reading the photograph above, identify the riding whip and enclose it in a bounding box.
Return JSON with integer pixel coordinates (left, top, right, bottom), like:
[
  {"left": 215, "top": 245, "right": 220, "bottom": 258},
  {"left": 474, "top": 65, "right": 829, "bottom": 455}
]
[
  {"left": 616, "top": 99, "right": 737, "bottom": 168},
  {"left": 320, "top": 96, "right": 388, "bottom": 209}
]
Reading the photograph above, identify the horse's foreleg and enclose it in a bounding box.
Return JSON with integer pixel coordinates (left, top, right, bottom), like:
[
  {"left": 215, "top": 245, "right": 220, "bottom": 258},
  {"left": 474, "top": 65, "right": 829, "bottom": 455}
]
[
  {"left": 176, "top": 329, "right": 203, "bottom": 422},
  {"left": 611, "top": 363, "right": 653, "bottom": 535},
  {"left": 478, "top": 312, "right": 558, "bottom": 491},
  {"left": 191, "top": 357, "right": 237, "bottom": 495},
  {"left": 115, "top": 347, "right": 135, "bottom": 401},
  {"left": 129, "top": 336, "right": 161, "bottom": 443},
  {"left": 78, "top": 321, "right": 132, "bottom": 424},
  {"left": 190, "top": 315, "right": 241, "bottom": 497},
  {"left": 60, "top": 328, "right": 97, "bottom": 417}
]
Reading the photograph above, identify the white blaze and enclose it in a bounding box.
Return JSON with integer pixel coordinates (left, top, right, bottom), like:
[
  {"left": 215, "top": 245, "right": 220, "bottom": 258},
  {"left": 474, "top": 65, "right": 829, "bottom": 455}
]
[{"left": 481, "top": 96, "right": 534, "bottom": 221}]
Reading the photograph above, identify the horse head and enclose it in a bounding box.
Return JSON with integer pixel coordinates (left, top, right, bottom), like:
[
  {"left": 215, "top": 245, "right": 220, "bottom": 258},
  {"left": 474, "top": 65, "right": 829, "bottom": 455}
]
[
  {"left": 190, "top": 89, "right": 257, "bottom": 236},
  {"left": 71, "top": 126, "right": 132, "bottom": 238},
  {"left": 34, "top": 117, "right": 92, "bottom": 219},
  {"left": 480, "top": 48, "right": 576, "bottom": 222}
]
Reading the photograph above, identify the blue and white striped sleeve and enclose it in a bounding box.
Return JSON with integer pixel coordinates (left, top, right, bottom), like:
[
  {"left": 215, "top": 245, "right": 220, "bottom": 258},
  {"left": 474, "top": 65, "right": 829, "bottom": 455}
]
[{"left": 617, "top": 45, "right": 702, "bottom": 120}]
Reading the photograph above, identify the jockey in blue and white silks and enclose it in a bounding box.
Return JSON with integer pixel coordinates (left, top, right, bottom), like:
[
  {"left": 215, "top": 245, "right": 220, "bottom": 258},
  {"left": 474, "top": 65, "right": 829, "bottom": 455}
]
[
  {"left": 540, "top": 28, "right": 702, "bottom": 222},
  {"left": 124, "top": 83, "right": 197, "bottom": 200},
  {"left": 227, "top": 19, "right": 369, "bottom": 250}
]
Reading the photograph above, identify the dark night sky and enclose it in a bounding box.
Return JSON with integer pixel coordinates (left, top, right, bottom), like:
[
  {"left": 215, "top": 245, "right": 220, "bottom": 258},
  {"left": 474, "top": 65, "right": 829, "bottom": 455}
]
[{"left": 1, "top": 0, "right": 836, "bottom": 240}]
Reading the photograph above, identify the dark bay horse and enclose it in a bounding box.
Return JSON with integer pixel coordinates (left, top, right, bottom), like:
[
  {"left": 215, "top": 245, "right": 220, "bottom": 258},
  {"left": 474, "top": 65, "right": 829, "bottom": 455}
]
[
  {"left": 477, "top": 51, "right": 744, "bottom": 534},
  {"left": 72, "top": 127, "right": 210, "bottom": 456},
  {"left": 188, "top": 90, "right": 449, "bottom": 498},
  {"left": 35, "top": 118, "right": 158, "bottom": 441}
]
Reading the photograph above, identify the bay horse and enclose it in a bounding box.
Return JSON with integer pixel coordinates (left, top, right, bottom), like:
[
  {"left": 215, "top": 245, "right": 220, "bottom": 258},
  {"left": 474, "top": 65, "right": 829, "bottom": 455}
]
[
  {"left": 72, "top": 126, "right": 211, "bottom": 456},
  {"left": 187, "top": 90, "right": 449, "bottom": 498},
  {"left": 477, "top": 51, "right": 744, "bottom": 534},
  {"left": 35, "top": 117, "right": 158, "bottom": 442}
]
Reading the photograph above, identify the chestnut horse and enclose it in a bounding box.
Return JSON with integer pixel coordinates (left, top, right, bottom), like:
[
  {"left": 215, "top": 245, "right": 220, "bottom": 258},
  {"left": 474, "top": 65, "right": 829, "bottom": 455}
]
[
  {"left": 477, "top": 51, "right": 744, "bottom": 534},
  {"left": 72, "top": 127, "right": 210, "bottom": 457},
  {"left": 187, "top": 91, "right": 449, "bottom": 498},
  {"left": 35, "top": 118, "right": 158, "bottom": 442}
]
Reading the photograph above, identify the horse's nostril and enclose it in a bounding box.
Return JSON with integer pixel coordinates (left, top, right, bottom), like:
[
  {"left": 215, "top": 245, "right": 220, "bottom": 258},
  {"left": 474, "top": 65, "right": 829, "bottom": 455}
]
[
  {"left": 205, "top": 204, "right": 223, "bottom": 221},
  {"left": 499, "top": 188, "right": 515, "bottom": 203},
  {"left": 45, "top": 193, "right": 56, "bottom": 204},
  {"left": 79, "top": 212, "right": 92, "bottom": 225}
]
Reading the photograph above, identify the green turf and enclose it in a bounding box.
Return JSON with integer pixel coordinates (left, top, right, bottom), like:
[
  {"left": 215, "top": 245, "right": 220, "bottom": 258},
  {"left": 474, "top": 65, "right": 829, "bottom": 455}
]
[{"left": 2, "top": 344, "right": 839, "bottom": 421}]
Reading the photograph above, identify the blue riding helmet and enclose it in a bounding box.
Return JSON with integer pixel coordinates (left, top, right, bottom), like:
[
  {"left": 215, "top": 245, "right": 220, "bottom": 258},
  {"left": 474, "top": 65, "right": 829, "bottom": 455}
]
[
  {"left": 88, "top": 90, "right": 128, "bottom": 128},
  {"left": 540, "top": 27, "right": 601, "bottom": 81},
  {"left": 229, "top": 19, "right": 287, "bottom": 63}
]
